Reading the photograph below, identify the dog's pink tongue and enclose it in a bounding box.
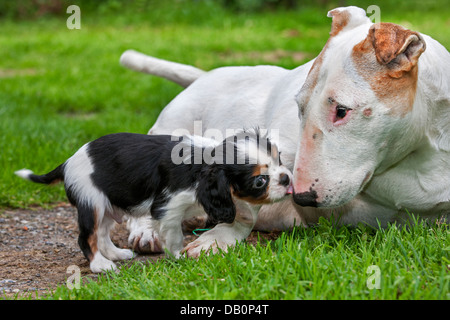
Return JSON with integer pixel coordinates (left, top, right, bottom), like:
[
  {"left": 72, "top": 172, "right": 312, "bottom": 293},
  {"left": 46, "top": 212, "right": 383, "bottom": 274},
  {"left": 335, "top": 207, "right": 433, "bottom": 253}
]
[{"left": 286, "top": 185, "right": 294, "bottom": 195}]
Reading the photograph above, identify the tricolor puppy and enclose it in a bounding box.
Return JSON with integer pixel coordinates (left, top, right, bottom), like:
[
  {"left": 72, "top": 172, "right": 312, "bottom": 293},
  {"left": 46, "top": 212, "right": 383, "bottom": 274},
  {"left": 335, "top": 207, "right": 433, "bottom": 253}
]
[{"left": 16, "top": 131, "right": 292, "bottom": 273}]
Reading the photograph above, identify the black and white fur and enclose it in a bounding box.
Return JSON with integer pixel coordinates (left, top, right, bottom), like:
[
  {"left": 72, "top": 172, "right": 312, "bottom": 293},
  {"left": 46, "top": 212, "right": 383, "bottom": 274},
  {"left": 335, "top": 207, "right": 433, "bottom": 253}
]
[{"left": 16, "top": 131, "right": 292, "bottom": 273}]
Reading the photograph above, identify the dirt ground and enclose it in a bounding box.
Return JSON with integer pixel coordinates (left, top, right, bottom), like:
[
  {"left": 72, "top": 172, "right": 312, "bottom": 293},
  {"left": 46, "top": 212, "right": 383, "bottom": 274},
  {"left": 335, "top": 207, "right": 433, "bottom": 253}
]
[{"left": 0, "top": 203, "right": 279, "bottom": 298}]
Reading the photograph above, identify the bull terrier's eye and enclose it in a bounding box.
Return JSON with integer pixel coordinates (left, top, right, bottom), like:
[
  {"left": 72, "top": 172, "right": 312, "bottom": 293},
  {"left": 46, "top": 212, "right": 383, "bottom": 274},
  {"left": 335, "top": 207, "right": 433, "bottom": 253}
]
[
  {"left": 253, "top": 175, "right": 269, "bottom": 189},
  {"left": 336, "top": 105, "right": 352, "bottom": 120}
]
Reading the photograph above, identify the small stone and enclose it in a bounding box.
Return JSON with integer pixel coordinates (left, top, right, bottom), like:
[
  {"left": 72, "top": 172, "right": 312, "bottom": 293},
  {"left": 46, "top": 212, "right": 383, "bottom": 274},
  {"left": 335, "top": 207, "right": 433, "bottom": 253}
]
[{"left": 0, "top": 279, "right": 16, "bottom": 285}]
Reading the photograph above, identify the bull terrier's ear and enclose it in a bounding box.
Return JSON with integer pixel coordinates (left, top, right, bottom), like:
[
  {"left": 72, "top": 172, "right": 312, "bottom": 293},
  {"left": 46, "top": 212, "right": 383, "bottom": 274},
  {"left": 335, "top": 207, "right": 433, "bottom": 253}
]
[
  {"left": 327, "top": 6, "right": 371, "bottom": 37},
  {"left": 369, "top": 23, "right": 426, "bottom": 77}
]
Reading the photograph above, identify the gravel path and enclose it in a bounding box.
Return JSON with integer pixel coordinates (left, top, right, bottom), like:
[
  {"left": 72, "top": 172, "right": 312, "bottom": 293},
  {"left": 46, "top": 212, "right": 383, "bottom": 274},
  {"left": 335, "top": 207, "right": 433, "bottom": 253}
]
[{"left": 0, "top": 204, "right": 279, "bottom": 298}]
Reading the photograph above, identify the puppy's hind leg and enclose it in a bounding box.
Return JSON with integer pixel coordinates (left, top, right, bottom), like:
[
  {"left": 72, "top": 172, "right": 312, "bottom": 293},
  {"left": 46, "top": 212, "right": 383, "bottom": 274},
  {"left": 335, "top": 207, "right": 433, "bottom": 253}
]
[
  {"left": 77, "top": 203, "right": 116, "bottom": 273},
  {"left": 98, "top": 213, "right": 134, "bottom": 261}
]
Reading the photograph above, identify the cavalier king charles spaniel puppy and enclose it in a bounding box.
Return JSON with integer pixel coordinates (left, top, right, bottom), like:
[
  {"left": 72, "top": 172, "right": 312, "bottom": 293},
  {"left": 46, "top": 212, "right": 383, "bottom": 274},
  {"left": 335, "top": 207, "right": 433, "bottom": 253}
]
[{"left": 16, "top": 130, "right": 292, "bottom": 273}]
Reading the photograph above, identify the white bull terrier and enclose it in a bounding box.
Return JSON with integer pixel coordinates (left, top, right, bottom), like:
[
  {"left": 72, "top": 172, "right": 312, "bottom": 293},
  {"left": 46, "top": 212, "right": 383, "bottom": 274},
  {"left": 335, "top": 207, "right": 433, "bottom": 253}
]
[{"left": 120, "top": 6, "right": 449, "bottom": 257}]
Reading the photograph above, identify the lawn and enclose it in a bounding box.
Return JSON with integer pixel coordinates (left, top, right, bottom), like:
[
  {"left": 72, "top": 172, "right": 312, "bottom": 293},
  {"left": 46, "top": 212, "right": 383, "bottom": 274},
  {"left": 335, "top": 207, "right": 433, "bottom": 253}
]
[
  {"left": 49, "top": 218, "right": 449, "bottom": 300},
  {"left": 1, "top": 0, "right": 449, "bottom": 300}
]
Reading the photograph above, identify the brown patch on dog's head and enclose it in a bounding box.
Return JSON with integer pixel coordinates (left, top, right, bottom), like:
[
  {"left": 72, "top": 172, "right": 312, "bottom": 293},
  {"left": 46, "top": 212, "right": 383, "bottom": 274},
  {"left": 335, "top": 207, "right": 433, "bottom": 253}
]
[
  {"left": 232, "top": 189, "right": 270, "bottom": 205},
  {"left": 327, "top": 7, "right": 371, "bottom": 38},
  {"left": 352, "top": 23, "right": 426, "bottom": 116},
  {"left": 328, "top": 9, "right": 350, "bottom": 37},
  {"left": 252, "top": 164, "right": 269, "bottom": 177}
]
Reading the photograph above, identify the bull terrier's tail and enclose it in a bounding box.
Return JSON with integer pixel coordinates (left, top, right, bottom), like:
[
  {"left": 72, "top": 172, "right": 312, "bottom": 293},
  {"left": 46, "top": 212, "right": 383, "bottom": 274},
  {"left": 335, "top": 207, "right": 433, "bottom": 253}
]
[{"left": 120, "top": 49, "right": 206, "bottom": 88}]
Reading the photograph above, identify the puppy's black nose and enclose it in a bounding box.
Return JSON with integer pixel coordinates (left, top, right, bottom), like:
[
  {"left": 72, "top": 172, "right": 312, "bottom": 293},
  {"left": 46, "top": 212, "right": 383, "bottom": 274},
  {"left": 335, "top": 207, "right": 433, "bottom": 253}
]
[
  {"left": 279, "top": 173, "right": 290, "bottom": 187},
  {"left": 293, "top": 189, "right": 318, "bottom": 207}
]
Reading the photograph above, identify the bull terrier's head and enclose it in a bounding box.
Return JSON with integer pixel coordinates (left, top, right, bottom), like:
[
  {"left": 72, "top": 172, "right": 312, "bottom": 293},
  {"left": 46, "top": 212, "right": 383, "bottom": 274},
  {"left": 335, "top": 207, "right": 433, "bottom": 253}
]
[{"left": 293, "top": 6, "right": 426, "bottom": 208}]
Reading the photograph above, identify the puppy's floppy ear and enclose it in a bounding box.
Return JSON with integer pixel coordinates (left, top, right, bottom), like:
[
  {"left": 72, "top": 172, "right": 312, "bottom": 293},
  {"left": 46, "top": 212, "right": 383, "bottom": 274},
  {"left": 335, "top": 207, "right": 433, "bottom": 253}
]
[{"left": 196, "top": 167, "right": 236, "bottom": 224}]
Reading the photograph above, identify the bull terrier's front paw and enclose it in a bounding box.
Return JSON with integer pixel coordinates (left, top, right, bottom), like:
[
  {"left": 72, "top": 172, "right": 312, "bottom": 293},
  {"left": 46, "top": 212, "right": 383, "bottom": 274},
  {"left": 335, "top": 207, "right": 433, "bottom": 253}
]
[{"left": 128, "top": 226, "right": 163, "bottom": 254}]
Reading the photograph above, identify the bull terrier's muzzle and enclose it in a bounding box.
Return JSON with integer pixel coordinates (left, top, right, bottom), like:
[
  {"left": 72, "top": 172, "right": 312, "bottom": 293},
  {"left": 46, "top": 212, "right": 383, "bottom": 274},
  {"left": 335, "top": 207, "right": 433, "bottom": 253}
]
[{"left": 292, "top": 188, "right": 318, "bottom": 207}]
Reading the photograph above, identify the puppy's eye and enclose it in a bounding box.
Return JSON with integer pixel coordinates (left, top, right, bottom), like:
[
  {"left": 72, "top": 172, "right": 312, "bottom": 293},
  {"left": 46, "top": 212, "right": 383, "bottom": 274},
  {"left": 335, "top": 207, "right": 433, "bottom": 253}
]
[
  {"left": 253, "top": 176, "right": 268, "bottom": 189},
  {"left": 336, "top": 105, "right": 351, "bottom": 120}
]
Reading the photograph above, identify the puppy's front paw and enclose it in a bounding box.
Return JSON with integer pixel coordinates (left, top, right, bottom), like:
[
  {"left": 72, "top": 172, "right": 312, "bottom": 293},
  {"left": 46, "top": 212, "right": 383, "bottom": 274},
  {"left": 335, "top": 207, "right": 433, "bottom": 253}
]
[
  {"left": 128, "top": 226, "right": 163, "bottom": 254},
  {"left": 90, "top": 254, "right": 118, "bottom": 274},
  {"left": 115, "top": 248, "right": 135, "bottom": 261},
  {"left": 182, "top": 232, "right": 237, "bottom": 258}
]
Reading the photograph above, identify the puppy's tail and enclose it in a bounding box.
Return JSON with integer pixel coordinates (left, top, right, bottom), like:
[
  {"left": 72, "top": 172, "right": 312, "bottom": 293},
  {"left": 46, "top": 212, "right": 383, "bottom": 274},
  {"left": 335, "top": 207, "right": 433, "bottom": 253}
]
[
  {"left": 15, "top": 164, "right": 65, "bottom": 185},
  {"left": 120, "top": 49, "right": 206, "bottom": 88}
]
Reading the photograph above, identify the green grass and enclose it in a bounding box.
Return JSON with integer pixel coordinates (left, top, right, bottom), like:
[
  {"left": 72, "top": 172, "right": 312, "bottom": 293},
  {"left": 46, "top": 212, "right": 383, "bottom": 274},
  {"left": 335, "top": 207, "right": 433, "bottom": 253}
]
[
  {"left": 1, "top": 0, "right": 449, "bottom": 300},
  {"left": 47, "top": 218, "right": 449, "bottom": 300}
]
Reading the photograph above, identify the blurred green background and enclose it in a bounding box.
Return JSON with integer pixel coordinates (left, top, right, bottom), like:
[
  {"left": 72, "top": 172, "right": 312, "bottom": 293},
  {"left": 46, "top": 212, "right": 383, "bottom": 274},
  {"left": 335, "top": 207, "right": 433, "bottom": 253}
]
[{"left": 1, "top": 0, "right": 449, "bottom": 208}]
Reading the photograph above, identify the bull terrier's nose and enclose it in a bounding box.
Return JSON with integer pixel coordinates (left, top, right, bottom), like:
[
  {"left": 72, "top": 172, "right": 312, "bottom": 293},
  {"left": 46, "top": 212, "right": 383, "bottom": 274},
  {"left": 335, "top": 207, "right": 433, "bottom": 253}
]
[
  {"left": 279, "top": 173, "right": 290, "bottom": 187},
  {"left": 293, "top": 188, "right": 318, "bottom": 207}
]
